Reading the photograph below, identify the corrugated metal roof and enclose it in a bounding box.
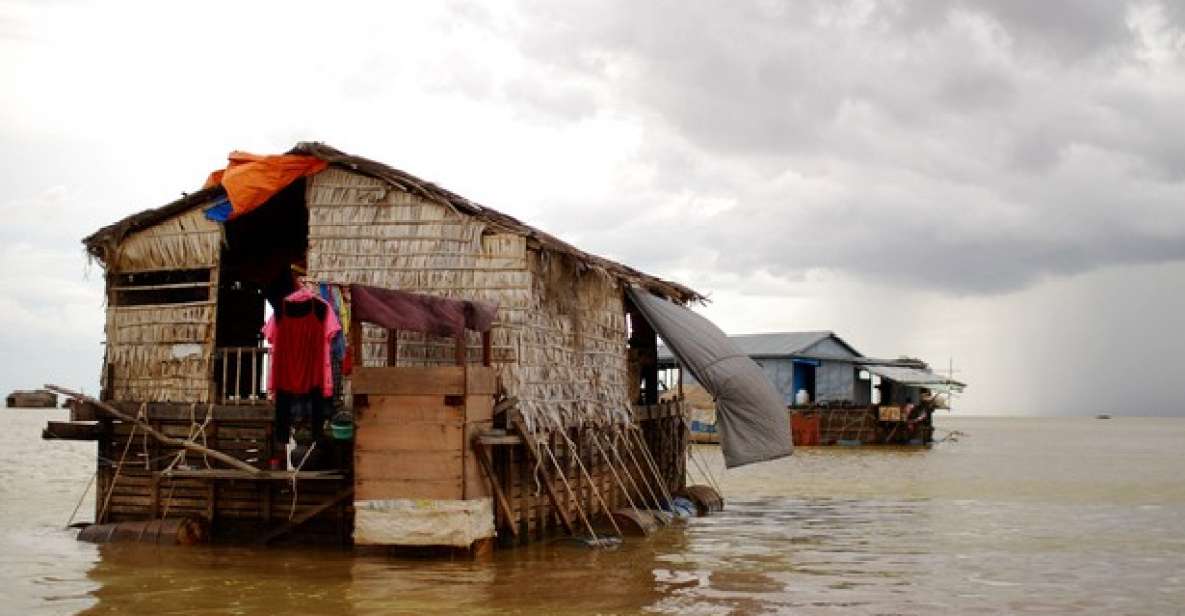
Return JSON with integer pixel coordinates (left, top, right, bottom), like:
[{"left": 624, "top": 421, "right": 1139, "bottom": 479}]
[
  {"left": 864, "top": 364, "right": 966, "bottom": 390},
  {"left": 658, "top": 331, "right": 852, "bottom": 360}
]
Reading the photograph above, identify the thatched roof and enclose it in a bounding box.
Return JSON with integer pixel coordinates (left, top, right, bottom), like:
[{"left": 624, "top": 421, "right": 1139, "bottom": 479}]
[{"left": 83, "top": 142, "right": 701, "bottom": 302}]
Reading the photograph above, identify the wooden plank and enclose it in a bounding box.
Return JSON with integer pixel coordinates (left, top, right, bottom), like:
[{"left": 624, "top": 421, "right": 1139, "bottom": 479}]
[
  {"left": 478, "top": 434, "right": 523, "bottom": 446},
  {"left": 73, "top": 401, "right": 274, "bottom": 423},
  {"left": 465, "top": 393, "right": 493, "bottom": 424},
  {"left": 350, "top": 366, "right": 466, "bottom": 395},
  {"left": 354, "top": 478, "right": 463, "bottom": 501},
  {"left": 357, "top": 409, "right": 463, "bottom": 427},
  {"left": 358, "top": 395, "right": 463, "bottom": 424},
  {"left": 465, "top": 367, "right": 496, "bottom": 395},
  {"left": 354, "top": 451, "right": 463, "bottom": 482},
  {"left": 355, "top": 422, "right": 462, "bottom": 452},
  {"left": 158, "top": 469, "right": 344, "bottom": 480}
]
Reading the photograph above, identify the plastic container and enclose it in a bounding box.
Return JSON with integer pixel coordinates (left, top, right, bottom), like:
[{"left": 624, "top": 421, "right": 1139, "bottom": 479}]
[
  {"left": 330, "top": 422, "right": 354, "bottom": 440},
  {"left": 330, "top": 410, "right": 354, "bottom": 440}
]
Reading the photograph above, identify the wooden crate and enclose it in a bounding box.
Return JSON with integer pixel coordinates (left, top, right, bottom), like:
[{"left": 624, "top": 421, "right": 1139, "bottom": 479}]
[{"left": 352, "top": 366, "right": 494, "bottom": 502}]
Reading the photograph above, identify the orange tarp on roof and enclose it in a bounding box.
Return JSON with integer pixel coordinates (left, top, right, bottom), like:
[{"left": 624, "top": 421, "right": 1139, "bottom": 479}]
[{"left": 203, "top": 151, "right": 328, "bottom": 220}]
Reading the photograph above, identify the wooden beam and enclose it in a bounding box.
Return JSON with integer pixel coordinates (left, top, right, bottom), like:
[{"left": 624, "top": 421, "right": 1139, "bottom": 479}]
[
  {"left": 478, "top": 434, "right": 524, "bottom": 446},
  {"left": 256, "top": 486, "right": 354, "bottom": 545},
  {"left": 472, "top": 440, "right": 518, "bottom": 537},
  {"left": 71, "top": 401, "right": 274, "bottom": 423},
  {"left": 47, "top": 385, "right": 262, "bottom": 475},
  {"left": 158, "top": 469, "right": 344, "bottom": 480},
  {"left": 386, "top": 329, "right": 398, "bottom": 367},
  {"left": 350, "top": 317, "right": 363, "bottom": 367}
]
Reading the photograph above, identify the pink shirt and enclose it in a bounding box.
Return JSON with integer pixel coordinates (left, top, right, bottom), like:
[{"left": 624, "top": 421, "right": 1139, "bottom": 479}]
[{"left": 263, "top": 288, "right": 341, "bottom": 398}]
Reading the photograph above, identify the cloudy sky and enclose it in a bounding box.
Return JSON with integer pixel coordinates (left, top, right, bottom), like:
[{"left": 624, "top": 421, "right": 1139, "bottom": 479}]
[{"left": 2, "top": 0, "right": 1183, "bottom": 416}]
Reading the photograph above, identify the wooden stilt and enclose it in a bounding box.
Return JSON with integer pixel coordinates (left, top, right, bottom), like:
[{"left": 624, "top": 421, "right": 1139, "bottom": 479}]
[{"left": 472, "top": 440, "right": 518, "bottom": 538}]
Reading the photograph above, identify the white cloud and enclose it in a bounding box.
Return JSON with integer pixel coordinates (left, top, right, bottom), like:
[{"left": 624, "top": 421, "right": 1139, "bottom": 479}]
[{"left": 1, "top": 0, "right": 1183, "bottom": 414}]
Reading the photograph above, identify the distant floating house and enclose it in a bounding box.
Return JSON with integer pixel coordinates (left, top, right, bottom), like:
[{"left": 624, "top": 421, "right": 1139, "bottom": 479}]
[
  {"left": 6, "top": 389, "right": 58, "bottom": 408},
  {"left": 660, "top": 331, "right": 965, "bottom": 445}
]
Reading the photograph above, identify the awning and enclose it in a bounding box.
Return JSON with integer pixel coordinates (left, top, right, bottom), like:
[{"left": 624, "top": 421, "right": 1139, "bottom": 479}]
[
  {"left": 349, "top": 284, "right": 498, "bottom": 337},
  {"left": 865, "top": 364, "right": 965, "bottom": 392},
  {"left": 627, "top": 288, "right": 792, "bottom": 468}
]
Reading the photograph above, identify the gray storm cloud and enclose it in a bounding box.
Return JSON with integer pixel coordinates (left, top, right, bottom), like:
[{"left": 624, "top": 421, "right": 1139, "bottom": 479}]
[
  {"left": 468, "top": 0, "right": 1185, "bottom": 294},
  {"left": 1, "top": 0, "right": 1183, "bottom": 415}
]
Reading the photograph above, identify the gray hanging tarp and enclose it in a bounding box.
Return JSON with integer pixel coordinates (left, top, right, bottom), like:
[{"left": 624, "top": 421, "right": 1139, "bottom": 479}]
[{"left": 627, "top": 288, "right": 792, "bottom": 468}]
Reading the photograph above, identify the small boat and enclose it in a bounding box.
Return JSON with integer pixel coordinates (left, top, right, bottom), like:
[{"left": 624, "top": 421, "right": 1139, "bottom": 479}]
[{"left": 1095, "top": 414, "right": 1112, "bottom": 419}]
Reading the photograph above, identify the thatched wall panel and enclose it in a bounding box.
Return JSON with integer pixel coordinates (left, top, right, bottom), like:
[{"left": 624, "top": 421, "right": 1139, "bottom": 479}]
[
  {"left": 111, "top": 208, "right": 221, "bottom": 272},
  {"left": 104, "top": 302, "right": 215, "bottom": 403},
  {"left": 306, "top": 169, "right": 630, "bottom": 431}
]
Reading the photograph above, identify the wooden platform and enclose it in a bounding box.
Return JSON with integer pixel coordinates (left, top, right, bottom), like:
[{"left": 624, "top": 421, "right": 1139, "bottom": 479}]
[{"left": 158, "top": 469, "right": 345, "bottom": 481}]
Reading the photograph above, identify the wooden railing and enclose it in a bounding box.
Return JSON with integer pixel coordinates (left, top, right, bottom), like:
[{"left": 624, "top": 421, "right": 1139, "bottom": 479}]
[{"left": 214, "top": 346, "right": 269, "bottom": 404}]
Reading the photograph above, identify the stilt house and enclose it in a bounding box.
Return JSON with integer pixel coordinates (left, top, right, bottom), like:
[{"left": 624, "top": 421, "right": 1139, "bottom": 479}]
[{"left": 50, "top": 143, "right": 714, "bottom": 550}]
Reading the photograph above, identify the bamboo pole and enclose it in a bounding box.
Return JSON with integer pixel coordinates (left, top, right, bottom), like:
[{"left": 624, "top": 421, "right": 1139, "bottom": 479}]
[
  {"left": 46, "top": 385, "right": 262, "bottom": 475},
  {"left": 631, "top": 427, "right": 676, "bottom": 509}
]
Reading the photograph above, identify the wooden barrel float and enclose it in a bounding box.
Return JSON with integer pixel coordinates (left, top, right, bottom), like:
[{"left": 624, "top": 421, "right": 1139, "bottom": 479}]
[
  {"left": 77, "top": 517, "right": 208, "bottom": 546},
  {"left": 610, "top": 509, "right": 659, "bottom": 536},
  {"left": 677, "top": 485, "right": 724, "bottom": 516}
]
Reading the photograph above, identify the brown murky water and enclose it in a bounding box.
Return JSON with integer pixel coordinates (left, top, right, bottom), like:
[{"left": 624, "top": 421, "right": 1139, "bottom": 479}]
[{"left": 2, "top": 410, "right": 1183, "bottom": 615}]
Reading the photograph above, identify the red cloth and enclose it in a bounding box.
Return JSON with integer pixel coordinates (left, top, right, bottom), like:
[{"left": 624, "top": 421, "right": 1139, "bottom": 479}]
[
  {"left": 348, "top": 284, "right": 498, "bottom": 336},
  {"left": 263, "top": 288, "right": 341, "bottom": 397}
]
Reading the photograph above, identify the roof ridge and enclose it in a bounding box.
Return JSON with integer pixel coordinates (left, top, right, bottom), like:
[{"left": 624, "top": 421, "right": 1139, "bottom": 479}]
[{"left": 83, "top": 142, "right": 701, "bottom": 302}]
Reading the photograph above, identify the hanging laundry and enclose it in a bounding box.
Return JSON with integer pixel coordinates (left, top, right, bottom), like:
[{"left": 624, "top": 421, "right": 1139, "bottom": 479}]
[
  {"left": 318, "top": 283, "right": 347, "bottom": 361},
  {"left": 263, "top": 287, "right": 340, "bottom": 398},
  {"left": 263, "top": 288, "right": 341, "bottom": 459}
]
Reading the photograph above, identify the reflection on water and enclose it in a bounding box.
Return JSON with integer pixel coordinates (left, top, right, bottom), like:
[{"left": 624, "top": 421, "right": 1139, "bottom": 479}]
[{"left": 3, "top": 410, "right": 1184, "bottom": 614}]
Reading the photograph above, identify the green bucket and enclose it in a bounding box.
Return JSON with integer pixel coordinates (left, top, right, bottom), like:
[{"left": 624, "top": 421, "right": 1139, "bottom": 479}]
[{"left": 330, "top": 421, "right": 354, "bottom": 440}]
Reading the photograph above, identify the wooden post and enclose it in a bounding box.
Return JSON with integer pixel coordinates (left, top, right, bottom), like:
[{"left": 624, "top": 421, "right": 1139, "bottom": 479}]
[
  {"left": 386, "top": 329, "right": 398, "bottom": 367},
  {"left": 481, "top": 331, "right": 492, "bottom": 366},
  {"left": 235, "top": 347, "right": 243, "bottom": 401},
  {"left": 517, "top": 445, "right": 530, "bottom": 543},
  {"left": 251, "top": 348, "right": 259, "bottom": 403},
  {"left": 102, "top": 363, "right": 114, "bottom": 402},
  {"left": 454, "top": 333, "right": 467, "bottom": 366},
  {"left": 350, "top": 318, "right": 363, "bottom": 367},
  {"left": 473, "top": 441, "right": 518, "bottom": 538}
]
